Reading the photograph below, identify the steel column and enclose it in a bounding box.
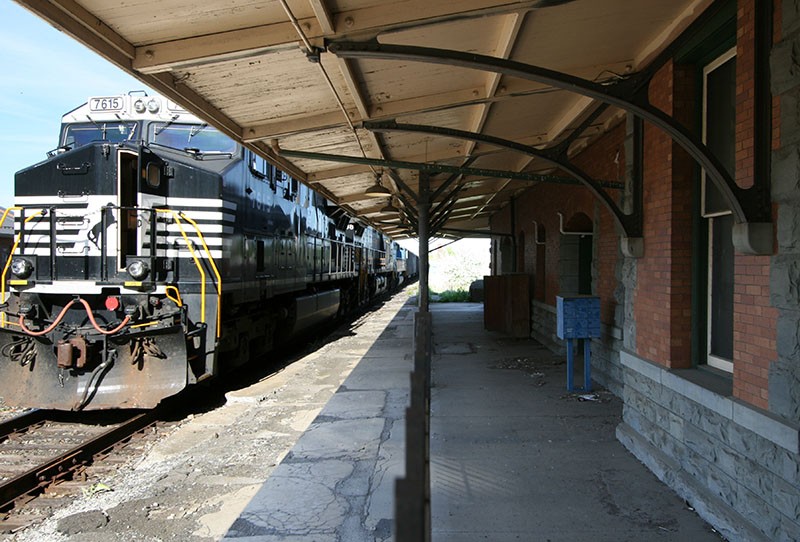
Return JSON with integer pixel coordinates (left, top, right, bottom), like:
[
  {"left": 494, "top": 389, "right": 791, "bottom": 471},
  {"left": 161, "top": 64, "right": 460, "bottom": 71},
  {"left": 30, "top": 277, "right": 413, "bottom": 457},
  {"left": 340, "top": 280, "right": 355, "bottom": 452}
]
[{"left": 418, "top": 173, "right": 431, "bottom": 312}]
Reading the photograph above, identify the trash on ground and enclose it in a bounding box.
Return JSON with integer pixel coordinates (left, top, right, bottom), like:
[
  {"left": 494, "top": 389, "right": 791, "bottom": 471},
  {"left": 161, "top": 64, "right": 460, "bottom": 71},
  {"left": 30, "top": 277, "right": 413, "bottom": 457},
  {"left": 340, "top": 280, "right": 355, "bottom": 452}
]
[{"left": 81, "top": 482, "right": 113, "bottom": 497}]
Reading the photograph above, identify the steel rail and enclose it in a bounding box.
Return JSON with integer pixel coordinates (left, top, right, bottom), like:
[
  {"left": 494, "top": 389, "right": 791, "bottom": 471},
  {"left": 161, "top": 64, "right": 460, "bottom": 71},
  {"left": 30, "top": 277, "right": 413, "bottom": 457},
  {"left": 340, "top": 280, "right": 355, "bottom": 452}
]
[
  {"left": 0, "top": 410, "right": 158, "bottom": 511},
  {"left": 0, "top": 410, "right": 49, "bottom": 441}
]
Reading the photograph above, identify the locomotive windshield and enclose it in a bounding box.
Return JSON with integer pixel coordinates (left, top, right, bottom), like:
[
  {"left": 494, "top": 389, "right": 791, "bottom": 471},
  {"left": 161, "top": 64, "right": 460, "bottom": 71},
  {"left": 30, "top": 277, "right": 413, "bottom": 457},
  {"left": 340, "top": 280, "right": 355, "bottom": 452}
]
[
  {"left": 148, "top": 123, "right": 236, "bottom": 155},
  {"left": 62, "top": 121, "right": 139, "bottom": 148}
]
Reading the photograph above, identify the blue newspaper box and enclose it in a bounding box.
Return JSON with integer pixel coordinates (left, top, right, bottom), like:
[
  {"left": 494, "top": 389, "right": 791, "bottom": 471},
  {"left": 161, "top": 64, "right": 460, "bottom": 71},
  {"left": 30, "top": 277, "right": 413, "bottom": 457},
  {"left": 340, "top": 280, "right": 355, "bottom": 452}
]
[
  {"left": 556, "top": 296, "right": 600, "bottom": 392},
  {"left": 556, "top": 296, "right": 601, "bottom": 339}
]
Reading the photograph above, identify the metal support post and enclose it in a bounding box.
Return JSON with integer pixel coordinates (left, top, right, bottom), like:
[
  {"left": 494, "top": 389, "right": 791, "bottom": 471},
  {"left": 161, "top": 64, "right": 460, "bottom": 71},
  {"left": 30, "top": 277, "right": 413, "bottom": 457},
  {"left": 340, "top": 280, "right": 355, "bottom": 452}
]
[{"left": 418, "top": 173, "right": 430, "bottom": 313}]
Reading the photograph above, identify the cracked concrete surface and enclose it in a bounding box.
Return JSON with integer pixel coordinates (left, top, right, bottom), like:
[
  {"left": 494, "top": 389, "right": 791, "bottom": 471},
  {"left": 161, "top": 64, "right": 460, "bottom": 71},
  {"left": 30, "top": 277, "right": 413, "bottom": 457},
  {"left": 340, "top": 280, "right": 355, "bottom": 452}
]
[
  {"left": 429, "top": 304, "right": 724, "bottom": 542},
  {"left": 224, "top": 323, "right": 410, "bottom": 541},
  {"left": 6, "top": 294, "right": 413, "bottom": 542}
]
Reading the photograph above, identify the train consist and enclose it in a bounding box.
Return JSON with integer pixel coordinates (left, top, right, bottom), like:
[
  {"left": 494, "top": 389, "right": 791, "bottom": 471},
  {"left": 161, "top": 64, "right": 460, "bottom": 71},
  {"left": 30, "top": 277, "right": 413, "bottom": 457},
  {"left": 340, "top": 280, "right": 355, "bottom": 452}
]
[{"left": 0, "top": 92, "right": 417, "bottom": 410}]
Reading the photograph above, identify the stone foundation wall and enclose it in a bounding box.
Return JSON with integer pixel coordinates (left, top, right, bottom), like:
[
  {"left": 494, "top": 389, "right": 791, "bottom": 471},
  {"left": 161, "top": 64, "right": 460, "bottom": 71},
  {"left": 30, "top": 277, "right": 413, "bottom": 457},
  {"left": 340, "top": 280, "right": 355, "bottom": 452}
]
[
  {"left": 590, "top": 327, "right": 624, "bottom": 396},
  {"left": 771, "top": 0, "right": 800, "bottom": 420},
  {"left": 618, "top": 351, "right": 800, "bottom": 542},
  {"left": 531, "top": 300, "right": 562, "bottom": 354}
]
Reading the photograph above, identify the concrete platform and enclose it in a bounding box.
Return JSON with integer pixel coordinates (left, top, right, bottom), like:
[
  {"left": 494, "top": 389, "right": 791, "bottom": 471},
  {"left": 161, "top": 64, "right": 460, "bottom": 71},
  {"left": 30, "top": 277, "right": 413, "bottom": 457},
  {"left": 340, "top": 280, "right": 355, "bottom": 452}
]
[{"left": 223, "top": 302, "right": 721, "bottom": 541}]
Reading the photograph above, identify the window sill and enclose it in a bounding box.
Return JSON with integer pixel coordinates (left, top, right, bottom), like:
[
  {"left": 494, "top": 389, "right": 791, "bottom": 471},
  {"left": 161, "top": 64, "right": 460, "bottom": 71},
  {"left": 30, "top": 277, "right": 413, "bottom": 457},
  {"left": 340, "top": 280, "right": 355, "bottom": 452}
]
[{"left": 672, "top": 364, "right": 732, "bottom": 398}]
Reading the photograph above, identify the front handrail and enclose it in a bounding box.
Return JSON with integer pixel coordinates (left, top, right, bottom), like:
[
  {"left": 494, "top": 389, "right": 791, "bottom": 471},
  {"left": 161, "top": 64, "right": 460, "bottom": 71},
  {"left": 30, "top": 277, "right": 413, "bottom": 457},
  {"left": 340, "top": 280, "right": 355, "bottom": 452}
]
[
  {"left": 155, "top": 209, "right": 222, "bottom": 338},
  {"left": 0, "top": 206, "right": 221, "bottom": 339},
  {"left": 174, "top": 211, "right": 222, "bottom": 337},
  {"left": 1, "top": 207, "right": 45, "bottom": 328}
]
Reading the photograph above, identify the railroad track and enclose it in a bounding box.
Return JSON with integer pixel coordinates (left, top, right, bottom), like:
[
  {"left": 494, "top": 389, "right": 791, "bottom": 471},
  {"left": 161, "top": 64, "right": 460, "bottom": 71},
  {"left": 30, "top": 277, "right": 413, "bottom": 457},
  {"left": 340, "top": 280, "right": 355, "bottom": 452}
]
[{"left": 0, "top": 408, "right": 160, "bottom": 533}]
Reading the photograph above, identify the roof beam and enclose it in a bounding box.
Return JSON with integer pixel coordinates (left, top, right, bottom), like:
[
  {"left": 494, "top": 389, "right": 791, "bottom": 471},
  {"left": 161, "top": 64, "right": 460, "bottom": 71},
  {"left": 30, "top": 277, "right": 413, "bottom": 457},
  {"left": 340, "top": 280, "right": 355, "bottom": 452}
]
[
  {"left": 133, "top": 26, "right": 311, "bottom": 74},
  {"left": 361, "top": 198, "right": 484, "bottom": 218},
  {"left": 339, "top": 192, "right": 382, "bottom": 204},
  {"left": 242, "top": 84, "right": 489, "bottom": 142},
  {"left": 243, "top": 111, "right": 349, "bottom": 142},
  {"left": 634, "top": 0, "right": 715, "bottom": 69},
  {"left": 336, "top": 58, "right": 370, "bottom": 121},
  {"left": 13, "top": 1, "right": 309, "bottom": 186},
  {"left": 363, "top": 120, "right": 627, "bottom": 205},
  {"left": 545, "top": 96, "right": 596, "bottom": 143},
  {"left": 471, "top": 178, "right": 513, "bottom": 220},
  {"left": 21, "top": 0, "right": 134, "bottom": 67},
  {"left": 281, "top": 148, "right": 602, "bottom": 186},
  {"left": 370, "top": 85, "right": 490, "bottom": 120},
  {"left": 308, "top": 0, "right": 336, "bottom": 35},
  {"left": 130, "top": 1, "right": 548, "bottom": 74},
  {"left": 308, "top": 164, "right": 370, "bottom": 182},
  {"left": 307, "top": 148, "right": 463, "bottom": 182},
  {"left": 440, "top": 185, "right": 516, "bottom": 201},
  {"left": 464, "top": 11, "right": 524, "bottom": 156}
]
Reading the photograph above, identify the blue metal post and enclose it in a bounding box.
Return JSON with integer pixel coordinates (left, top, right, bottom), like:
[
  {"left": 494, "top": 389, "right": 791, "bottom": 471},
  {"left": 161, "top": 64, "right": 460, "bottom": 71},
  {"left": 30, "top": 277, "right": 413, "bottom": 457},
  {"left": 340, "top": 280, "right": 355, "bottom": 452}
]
[
  {"left": 583, "top": 339, "right": 591, "bottom": 392},
  {"left": 566, "top": 338, "right": 574, "bottom": 391}
]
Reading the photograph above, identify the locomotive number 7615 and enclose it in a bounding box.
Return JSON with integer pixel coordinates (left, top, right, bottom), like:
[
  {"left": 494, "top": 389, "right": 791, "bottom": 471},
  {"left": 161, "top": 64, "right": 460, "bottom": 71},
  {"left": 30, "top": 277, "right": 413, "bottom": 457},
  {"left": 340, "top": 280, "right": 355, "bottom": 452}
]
[{"left": 90, "top": 97, "right": 123, "bottom": 111}]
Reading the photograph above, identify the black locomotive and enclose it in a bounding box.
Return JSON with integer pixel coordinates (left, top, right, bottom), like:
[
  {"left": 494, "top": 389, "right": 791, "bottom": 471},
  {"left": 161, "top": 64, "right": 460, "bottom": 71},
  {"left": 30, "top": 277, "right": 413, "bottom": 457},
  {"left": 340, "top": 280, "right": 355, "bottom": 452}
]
[{"left": 0, "top": 92, "right": 417, "bottom": 410}]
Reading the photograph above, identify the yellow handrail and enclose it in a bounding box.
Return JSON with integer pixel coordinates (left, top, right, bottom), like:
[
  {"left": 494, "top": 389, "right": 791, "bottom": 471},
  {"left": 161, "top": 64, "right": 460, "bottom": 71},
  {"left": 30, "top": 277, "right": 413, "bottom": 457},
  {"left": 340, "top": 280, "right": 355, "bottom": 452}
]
[
  {"left": 155, "top": 209, "right": 222, "bottom": 338},
  {"left": 165, "top": 285, "right": 183, "bottom": 307},
  {"left": 155, "top": 209, "right": 206, "bottom": 325},
  {"left": 1, "top": 207, "right": 44, "bottom": 327},
  {"left": 177, "top": 212, "right": 223, "bottom": 336}
]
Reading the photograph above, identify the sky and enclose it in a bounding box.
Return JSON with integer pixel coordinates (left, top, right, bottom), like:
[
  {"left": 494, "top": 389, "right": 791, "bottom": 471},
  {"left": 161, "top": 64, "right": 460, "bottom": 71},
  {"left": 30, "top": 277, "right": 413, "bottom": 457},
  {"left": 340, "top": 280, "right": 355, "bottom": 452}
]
[{"left": 0, "top": 1, "right": 151, "bottom": 208}]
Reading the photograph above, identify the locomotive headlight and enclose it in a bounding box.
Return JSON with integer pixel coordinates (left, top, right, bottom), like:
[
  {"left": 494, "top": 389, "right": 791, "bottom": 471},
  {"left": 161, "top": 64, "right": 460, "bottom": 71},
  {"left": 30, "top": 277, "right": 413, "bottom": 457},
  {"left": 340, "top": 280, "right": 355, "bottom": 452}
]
[
  {"left": 127, "top": 260, "right": 149, "bottom": 280},
  {"left": 10, "top": 258, "right": 33, "bottom": 279},
  {"left": 146, "top": 99, "right": 160, "bottom": 113},
  {"left": 133, "top": 99, "right": 146, "bottom": 114}
]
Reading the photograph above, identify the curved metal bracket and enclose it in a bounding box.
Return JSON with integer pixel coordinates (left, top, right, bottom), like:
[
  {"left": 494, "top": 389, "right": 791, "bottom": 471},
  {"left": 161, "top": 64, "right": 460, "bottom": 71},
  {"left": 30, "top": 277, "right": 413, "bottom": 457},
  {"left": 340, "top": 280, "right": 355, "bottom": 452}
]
[
  {"left": 328, "top": 41, "right": 772, "bottom": 251},
  {"left": 363, "top": 120, "right": 641, "bottom": 239}
]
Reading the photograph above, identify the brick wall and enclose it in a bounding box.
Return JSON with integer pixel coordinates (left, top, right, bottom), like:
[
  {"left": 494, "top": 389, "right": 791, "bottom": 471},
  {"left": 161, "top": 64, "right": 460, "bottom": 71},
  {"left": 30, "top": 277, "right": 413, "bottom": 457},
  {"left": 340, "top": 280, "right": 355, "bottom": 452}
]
[
  {"left": 506, "top": 183, "right": 593, "bottom": 305},
  {"left": 502, "top": 118, "right": 623, "bottom": 327},
  {"left": 633, "top": 61, "right": 694, "bottom": 369},
  {"left": 733, "top": 252, "right": 776, "bottom": 408},
  {"left": 488, "top": 0, "right": 780, "bottom": 410},
  {"left": 729, "top": 0, "right": 778, "bottom": 409},
  {"left": 572, "top": 123, "right": 626, "bottom": 326}
]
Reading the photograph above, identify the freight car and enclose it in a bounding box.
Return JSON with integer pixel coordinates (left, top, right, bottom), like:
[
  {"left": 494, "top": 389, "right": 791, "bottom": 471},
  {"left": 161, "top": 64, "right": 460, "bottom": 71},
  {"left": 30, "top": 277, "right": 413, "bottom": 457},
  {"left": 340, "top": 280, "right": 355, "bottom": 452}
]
[{"left": 0, "top": 92, "right": 417, "bottom": 410}]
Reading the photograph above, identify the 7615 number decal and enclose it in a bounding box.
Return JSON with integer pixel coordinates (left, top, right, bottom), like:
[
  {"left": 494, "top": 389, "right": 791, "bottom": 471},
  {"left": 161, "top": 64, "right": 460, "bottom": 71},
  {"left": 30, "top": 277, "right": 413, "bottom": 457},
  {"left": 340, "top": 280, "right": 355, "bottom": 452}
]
[{"left": 90, "top": 97, "right": 123, "bottom": 111}]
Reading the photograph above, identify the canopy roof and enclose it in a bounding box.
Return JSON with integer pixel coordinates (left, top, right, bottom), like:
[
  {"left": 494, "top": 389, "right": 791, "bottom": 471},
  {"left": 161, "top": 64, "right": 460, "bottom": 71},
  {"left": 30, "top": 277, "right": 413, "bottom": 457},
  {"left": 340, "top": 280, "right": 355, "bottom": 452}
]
[{"left": 19, "top": 0, "right": 715, "bottom": 238}]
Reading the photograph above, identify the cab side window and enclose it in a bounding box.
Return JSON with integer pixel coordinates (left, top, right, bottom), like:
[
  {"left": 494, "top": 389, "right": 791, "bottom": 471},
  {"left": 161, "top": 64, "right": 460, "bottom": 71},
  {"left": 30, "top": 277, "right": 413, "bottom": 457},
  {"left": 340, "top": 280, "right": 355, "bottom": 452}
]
[{"left": 250, "top": 152, "right": 269, "bottom": 180}]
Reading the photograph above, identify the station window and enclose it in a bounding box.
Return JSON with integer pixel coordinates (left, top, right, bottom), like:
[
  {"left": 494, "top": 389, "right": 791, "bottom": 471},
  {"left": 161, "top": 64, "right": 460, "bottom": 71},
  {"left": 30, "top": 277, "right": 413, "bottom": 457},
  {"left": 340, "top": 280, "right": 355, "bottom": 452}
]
[{"left": 702, "top": 47, "right": 736, "bottom": 373}]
